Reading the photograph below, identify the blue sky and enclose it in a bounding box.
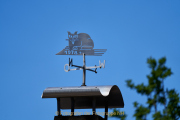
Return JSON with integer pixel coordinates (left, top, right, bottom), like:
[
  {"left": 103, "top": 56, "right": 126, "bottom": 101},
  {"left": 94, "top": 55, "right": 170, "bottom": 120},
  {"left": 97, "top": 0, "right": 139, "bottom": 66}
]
[{"left": 0, "top": 0, "right": 180, "bottom": 120}]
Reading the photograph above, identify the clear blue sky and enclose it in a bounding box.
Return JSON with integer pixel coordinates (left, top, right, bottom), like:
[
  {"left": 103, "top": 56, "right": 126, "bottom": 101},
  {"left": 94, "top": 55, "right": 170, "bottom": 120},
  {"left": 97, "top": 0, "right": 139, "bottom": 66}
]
[{"left": 0, "top": 0, "right": 180, "bottom": 120}]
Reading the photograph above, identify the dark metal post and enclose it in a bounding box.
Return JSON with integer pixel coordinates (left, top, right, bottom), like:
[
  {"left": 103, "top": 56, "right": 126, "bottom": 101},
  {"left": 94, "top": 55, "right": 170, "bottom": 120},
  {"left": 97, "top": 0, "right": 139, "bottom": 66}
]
[
  {"left": 82, "top": 53, "right": 86, "bottom": 86},
  {"left": 105, "top": 97, "right": 108, "bottom": 120},
  {"left": 92, "top": 97, "right": 96, "bottom": 115},
  {"left": 71, "top": 97, "right": 74, "bottom": 116},
  {"left": 57, "top": 98, "right": 61, "bottom": 116}
]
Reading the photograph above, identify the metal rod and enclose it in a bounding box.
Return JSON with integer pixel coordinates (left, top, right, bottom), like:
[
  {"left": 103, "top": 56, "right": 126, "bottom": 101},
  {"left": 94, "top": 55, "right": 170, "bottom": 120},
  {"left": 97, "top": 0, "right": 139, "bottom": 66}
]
[
  {"left": 82, "top": 53, "right": 86, "bottom": 86},
  {"left": 105, "top": 97, "right": 108, "bottom": 120},
  {"left": 92, "top": 97, "right": 96, "bottom": 115},
  {"left": 71, "top": 97, "right": 74, "bottom": 116},
  {"left": 57, "top": 98, "right": 61, "bottom": 116}
]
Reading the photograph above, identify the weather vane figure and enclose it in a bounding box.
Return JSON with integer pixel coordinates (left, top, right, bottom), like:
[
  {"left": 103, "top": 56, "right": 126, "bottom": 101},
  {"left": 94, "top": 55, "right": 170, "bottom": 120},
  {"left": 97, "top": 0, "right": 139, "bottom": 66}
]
[
  {"left": 57, "top": 31, "right": 107, "bottom": 86},
  {"left": 56, "top": 31, "right": 107, "bottom": 56}
]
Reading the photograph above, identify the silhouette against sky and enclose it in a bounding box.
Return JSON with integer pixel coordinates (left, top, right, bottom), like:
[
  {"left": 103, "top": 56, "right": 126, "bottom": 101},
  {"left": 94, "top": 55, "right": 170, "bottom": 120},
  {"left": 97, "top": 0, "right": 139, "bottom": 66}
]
[{"left": 0, "top": 0, "right": 180, "bottom": 120}]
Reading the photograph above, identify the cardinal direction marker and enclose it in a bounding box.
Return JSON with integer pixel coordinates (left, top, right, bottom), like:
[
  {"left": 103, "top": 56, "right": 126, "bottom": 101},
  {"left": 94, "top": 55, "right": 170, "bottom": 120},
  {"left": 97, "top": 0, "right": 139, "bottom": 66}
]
[
  {"left": 69, "top": 58, "right": 73, "bottom": 66},
  {"left": 64, "top": 53, "right": 105, "bottom": 86}
]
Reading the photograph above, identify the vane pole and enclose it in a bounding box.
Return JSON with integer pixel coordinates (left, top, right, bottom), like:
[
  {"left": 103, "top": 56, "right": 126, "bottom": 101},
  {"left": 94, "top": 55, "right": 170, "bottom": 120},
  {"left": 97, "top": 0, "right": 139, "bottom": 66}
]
[{"left": 82, "top": 53, "right": 86, "bottom": 86}]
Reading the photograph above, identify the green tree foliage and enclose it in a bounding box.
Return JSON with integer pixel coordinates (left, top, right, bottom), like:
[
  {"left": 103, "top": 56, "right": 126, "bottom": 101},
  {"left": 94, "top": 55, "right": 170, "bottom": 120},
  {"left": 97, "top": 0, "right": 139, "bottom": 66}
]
[
  {"left": 111, "top": 57, "right": 180, "bottom": 120},
  {"left": 109, "top": 108, "right": 127, "bottom": 120}
]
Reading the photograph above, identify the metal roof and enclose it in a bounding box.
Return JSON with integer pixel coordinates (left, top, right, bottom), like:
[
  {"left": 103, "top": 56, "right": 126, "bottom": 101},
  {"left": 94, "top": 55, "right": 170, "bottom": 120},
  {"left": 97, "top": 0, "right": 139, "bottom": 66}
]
[{"left": 41, "top": 85, "right": 124, "bottom": 109}]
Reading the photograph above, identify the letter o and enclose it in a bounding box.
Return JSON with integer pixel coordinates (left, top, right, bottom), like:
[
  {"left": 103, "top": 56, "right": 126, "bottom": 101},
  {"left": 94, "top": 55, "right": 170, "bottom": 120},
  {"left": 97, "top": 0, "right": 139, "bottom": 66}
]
[{"left": 64, "top": 64, "right": 70, "bottom": 72}]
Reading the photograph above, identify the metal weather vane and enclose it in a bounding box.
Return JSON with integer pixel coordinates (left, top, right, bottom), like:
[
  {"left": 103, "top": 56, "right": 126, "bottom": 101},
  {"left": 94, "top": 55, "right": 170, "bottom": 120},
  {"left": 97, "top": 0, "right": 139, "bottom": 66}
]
[
  {"left": 57, "top": 31, "right": 107, "bottom": 86},
  {"left": 56, "top": 31, "right": 107, "bottom": 56},
  {"left": 41, "top": 31, "right": 124, "bottom": 120}
]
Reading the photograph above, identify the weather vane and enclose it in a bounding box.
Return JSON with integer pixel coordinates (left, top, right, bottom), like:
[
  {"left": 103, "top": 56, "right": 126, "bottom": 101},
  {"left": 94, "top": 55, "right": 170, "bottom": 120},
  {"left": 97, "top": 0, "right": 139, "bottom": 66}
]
[
  {"left": 56, "top": 31, "right": 107, "bottom": 86},
  {"left": 42, "top": 31, "right": 124, "bottom": 120}
]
